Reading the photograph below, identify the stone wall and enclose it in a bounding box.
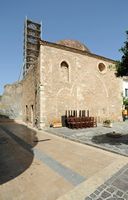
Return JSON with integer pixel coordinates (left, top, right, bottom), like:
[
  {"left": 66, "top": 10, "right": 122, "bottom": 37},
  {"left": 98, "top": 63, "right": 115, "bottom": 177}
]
[
  {"left": 40, "top": 44, "right": 123, "bottom": 127},
  {"left": 22, "top": 59, "right": 41, "bottom": 128},
  {"left": 0, "top": 82, "right": 22, "bottom": 120}
]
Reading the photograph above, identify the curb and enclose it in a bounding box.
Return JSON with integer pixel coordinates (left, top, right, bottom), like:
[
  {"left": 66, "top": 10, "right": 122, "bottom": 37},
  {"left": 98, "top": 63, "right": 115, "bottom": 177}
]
[{"left": 44, "top": 129, "right": 128, "bottom": 158}]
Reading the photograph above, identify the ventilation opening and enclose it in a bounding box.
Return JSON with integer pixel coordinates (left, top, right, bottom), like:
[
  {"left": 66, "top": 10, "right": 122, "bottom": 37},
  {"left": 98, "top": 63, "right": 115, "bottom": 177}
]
[{"left": 98, "top": 63, "right": 106, "bottom": 73}]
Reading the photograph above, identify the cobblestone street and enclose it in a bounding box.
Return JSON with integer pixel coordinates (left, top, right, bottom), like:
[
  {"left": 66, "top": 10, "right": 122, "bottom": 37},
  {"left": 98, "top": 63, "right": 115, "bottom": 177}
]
[{"left": 85, "top": 164, "right": 128, "bottom": 200}]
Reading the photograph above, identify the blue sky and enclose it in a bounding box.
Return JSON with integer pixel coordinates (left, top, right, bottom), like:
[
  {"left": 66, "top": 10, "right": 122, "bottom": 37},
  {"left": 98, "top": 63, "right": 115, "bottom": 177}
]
[{"left": 0, "top": 0, "right": 128, "bottom": 94}]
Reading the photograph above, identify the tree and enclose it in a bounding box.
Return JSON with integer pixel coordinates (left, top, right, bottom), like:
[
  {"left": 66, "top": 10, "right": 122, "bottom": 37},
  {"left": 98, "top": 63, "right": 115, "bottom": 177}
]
[{"left": 116, "top": 31, "right": 128, "bottom": 77}]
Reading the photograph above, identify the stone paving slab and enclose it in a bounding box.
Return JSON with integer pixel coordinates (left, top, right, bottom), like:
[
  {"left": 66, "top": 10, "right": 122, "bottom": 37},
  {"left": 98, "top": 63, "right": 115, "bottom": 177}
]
[
  {"left": 85, "top": 164, "right": 128, "bottom": 200},
  {"left": 46, "top": 122, "right": 128, "bottom": 156}
]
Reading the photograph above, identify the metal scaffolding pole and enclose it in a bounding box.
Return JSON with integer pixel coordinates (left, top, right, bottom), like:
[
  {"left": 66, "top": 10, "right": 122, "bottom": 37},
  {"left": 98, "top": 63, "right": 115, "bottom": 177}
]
[{"left": 23, "top": 18, "right": 41, "bottom": 77}]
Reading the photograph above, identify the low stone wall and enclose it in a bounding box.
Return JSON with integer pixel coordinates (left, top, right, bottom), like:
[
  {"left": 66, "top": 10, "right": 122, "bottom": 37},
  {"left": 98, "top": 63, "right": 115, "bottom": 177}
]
[{"left": 0, "top": 82, "right": 23, "bottom": 120}]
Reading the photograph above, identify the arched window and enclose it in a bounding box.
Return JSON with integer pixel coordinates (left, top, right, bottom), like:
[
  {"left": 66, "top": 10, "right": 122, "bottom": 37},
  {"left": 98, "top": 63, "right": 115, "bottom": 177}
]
[{"left": 60, "top": 61, "right": 69, "bottom": 82}]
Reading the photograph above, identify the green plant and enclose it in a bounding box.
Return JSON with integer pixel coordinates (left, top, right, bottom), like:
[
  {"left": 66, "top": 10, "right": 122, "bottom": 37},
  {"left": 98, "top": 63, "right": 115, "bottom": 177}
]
[{"left": 123, "top": 97, "right": 128, "bottom": 106}]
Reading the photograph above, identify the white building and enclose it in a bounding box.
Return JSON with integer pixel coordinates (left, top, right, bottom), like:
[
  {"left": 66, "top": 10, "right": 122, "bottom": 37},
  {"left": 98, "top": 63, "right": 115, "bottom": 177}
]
[{"left": 123, "top": 77, "right": 128, "bottom": 98}]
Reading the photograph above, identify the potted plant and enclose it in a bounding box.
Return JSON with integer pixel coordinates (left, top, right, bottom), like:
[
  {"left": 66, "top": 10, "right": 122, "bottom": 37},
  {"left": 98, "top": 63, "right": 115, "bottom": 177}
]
[{"left": 103, "top": 119, "right": 112, "bottom": 128}]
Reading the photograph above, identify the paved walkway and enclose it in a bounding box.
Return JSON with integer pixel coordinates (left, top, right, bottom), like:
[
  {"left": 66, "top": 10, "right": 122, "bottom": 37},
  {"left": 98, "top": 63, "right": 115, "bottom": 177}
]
[
  {"left": 58, "top": 162, "right": 128, "bottom": 200},
  {"left": 46, "top": 122, "right": 128, "bottom": 157},
  {"left": 85, "top": 163, "right": 128, "bottom": 200},
  {"left": 0, "top": 122, "right": 128, "bottom": 200}
]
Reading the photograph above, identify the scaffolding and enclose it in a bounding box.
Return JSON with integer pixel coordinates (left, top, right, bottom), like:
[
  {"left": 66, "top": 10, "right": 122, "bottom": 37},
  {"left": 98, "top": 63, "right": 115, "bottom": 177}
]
[{"left": 23, "top": 18, "right": 41, "bottom": 77}]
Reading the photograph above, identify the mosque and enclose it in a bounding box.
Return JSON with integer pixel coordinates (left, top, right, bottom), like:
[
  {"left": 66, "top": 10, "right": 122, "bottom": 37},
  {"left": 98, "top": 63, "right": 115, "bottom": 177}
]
[{"left": 0, "top": 19, "right": 123, "bottom": 128}]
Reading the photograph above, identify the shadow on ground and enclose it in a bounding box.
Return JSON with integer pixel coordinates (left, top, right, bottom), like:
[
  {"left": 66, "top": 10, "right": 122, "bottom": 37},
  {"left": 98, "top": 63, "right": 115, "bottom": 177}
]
[
  {"left": 0, "top": 114, "right": 14, "bottom": 122},
  {"left": 0, "top": 121, "right": 38, "bottom": 184},
  {"left": 92, "top": 133, "right": 128, "bottom": 145},
  {"left": 0, "top": 114, "right": 10, "bottom": 119}
]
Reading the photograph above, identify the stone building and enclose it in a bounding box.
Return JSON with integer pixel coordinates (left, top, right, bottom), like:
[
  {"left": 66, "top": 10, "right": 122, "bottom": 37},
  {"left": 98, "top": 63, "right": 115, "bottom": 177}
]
[
  {"left": 22, "top": 38, "right": 123, "bottom": 129},
  {"left": 0, "top": 20, "right": 123, "bottom": 128}
]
